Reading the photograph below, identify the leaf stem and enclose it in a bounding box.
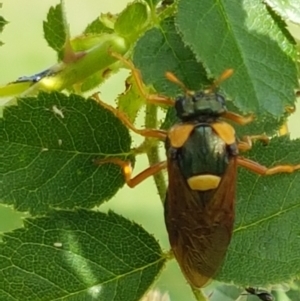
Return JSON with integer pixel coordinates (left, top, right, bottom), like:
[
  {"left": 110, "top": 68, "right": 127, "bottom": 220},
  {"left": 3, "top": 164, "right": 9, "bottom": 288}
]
[
  {"left": 144, "top": 103, "right": 167, "bottom": 203},
  {"left": 191, "top": 287, "right": 209, "bottom": 301}
]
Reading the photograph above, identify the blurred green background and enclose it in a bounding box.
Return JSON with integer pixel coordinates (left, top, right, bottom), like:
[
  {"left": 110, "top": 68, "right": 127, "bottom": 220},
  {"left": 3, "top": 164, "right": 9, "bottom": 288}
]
[{"left": 1, "top": 1, "right": 300, "bottom": 301}]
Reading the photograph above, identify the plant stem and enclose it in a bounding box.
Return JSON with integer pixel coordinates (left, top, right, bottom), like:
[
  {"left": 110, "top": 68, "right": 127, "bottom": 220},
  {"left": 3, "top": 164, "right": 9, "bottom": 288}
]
[
  {"left": 144, "top": 103, "right": 167, "bottom": 203},
  {"left": 191, "top": 287, "right": 209, "bottom": 301}
]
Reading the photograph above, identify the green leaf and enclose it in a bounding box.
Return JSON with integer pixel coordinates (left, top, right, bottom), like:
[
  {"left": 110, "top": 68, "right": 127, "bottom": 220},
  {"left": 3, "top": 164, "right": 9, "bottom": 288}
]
[
  {"left": 0, "top": 210, "right": 165, "bottom": 301},
  {"left": 143, "top": 0, "right": 161, "bottom": 10},
  {"left": 265, "top": 0, "right": 300, "bottom": 24},
  {"left": 115, "top": 2, "right": 149, "bottom": 43},
  {"left": 286, "top": 282, "right": 300, "bottom": 301},
  {"left": 117, "top": 75, "right": 145, "bottom": 123},
  {"left": 209, "top": 284, "right": 241, "bottom": 301},
  {"left": 133, "top": 18, "right": 209, "bottom": 97},
  {"left": 217, "top": 136, "right": 300, "bottom": 286},
  {"left": 1, "top": 92, "right": 131, "bottom": 215},
  {"left": 176, "top": 0, "right": 298, "bottom": 116},
  {"left": 84, "top": 14, "right": 115, "bottom": 34},
  {"left": 43, "top": 4, "right": 67, "bottom": 54}
]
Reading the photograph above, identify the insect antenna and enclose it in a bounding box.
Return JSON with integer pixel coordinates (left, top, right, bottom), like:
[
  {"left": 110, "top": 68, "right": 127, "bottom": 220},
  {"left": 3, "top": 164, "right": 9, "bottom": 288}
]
[
  {"left": 207, "top": 69, "right": 234, "bottom": 93},
  {"left": 165, "top": 71, "right": 194, "bottom": 96}
]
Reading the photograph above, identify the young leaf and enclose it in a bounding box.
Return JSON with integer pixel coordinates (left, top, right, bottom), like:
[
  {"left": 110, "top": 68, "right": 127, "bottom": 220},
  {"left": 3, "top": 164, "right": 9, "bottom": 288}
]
[
  {"left": 217, "top": 136, "right": 300, "bottom": 286},
  {"left": 84, "top": 14, "right": 115, "bottom": 34},
  {"left": 114, "top": 2, "right": 149, "bottom": 43},
  {"left": 133, "top": 18, "right": 209, "bottom": 97},
  {"left": 43, "top": 4, "right": 67, "bottom": 54},
  {"left": 0, "top": 210, "right": 165, "bottom": 301},
  {"left": 143, "top": 0, "right": 161, "bottom": 10},
  {"left": 117, "top": 75, "right": 145, "bottom": 123},
  {"left": 1, "top": 92, "right": 132, "bottom": 215},
  {"left": 176, "top": 0, "right": 298, "bottom": 116}
]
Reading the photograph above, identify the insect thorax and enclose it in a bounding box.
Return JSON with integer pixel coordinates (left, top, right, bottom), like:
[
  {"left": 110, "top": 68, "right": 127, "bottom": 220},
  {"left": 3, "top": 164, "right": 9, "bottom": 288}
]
[{"left": 167, "top": 125, "right": 236, "bottom": 181}]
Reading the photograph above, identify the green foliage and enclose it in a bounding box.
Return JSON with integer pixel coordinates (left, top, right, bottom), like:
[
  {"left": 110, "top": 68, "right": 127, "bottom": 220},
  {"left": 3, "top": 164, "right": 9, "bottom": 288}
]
[
  {"left": 133, "top": 17, "right": 209, "bottom": 96},
  {"left": 43, "top": 4, "right": 67, "bottom": 57},
  {"left": 176, "top": 0, "right": 298, "bottom": 116},
  {"left": 84, "top": 14, "right": 115, "bottom": 34},
  {"left": 114, "top": 2, "right": 149, "bottom": 43},
  {"left": 0, "top": 210, "right": 164, "bottom": 301},
  {"left": 1, "top": 1, "right": 300, "bottom": 301},
  {"left": 143, "top": 0, "right": 161, "bottom": 10},
  {"left": 1, "top": 92, "right": 131, "bottom": 215},
  {"left": 117, "top": 75, "right": 145, "bottom": 123},
  {"left": 220, "top": 136, "right": 300, "bottom": 285}
]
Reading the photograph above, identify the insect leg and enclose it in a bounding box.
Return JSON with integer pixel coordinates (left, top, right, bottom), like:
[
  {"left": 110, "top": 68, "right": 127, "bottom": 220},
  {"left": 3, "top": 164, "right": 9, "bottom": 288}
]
[
  {"left": 92, "top": 93, "right": 167, "bottom": 140},
  {"left": 237, "top": 157, "right": 300, "bottom": 175},
  {"left": 238, "top": 135, "right": 269, "bottom": 151},
  {"left": 95, "top": 158, "right": 167, "bottom": 188},
  {"left": 110, "top": 51, "right": 174, "bottom": 106},
  {"left": 223, "top": 104, "right": 295, "bottom": 127},
  {"left": 222, "top": 111, "right": 254, "bottom": 125}
]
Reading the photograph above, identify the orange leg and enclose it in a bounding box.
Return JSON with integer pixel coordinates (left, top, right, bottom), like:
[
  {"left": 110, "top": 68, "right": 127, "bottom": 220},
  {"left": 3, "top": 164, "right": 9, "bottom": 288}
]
[
  {"left": 95, "top": 157, "right": 167, "bottom": 188},
  {"left": 222, "top": 111, "right": 254, "bottom": 125},
  {"left": 92, "top": 93, "right": 167, "bottom": 140},
  {"left": 238, "top": 135, "right": 269, "bottom": 151},
  {"left": 237, "top": 157, "right": 300, "bottom": 175},
  {"left": 110, "top": 51, "right": 174, "bottom": 106}
]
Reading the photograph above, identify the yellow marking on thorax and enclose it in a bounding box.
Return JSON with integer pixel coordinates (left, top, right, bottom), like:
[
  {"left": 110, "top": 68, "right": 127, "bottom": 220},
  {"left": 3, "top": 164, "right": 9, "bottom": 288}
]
[
  {"left": 168, "top": 123, "right": 195, "bottom": 148},
  {"left": 187, "top": 175, "right": 221, "bottom": 191},
  {"left": 211, "top": 122, "right": 236, "bottom": 145}
]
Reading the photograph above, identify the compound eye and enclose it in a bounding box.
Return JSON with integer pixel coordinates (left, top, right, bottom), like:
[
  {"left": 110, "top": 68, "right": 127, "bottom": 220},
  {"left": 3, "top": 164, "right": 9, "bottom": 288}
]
[
  {"left": 175, "top": 95, "right": 194, "bottom": 118},
  {"left": 174, "top": 96, "right": 185, "bottom": 116},
  {"left": 216, "top": 94, "right": 226, "bottom": 105}
]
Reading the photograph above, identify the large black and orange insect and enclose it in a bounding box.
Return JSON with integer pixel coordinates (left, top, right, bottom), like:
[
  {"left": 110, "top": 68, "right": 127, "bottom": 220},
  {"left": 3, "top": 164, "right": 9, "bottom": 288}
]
[{"left": 94, "top": 53, "right": 300, "bottom": 288}]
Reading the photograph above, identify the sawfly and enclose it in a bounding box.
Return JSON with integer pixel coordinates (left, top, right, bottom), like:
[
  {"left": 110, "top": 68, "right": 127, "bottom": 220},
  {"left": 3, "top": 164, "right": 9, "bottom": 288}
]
[{"left": 94, "top": 53, "right": 300, "bottom": 288}]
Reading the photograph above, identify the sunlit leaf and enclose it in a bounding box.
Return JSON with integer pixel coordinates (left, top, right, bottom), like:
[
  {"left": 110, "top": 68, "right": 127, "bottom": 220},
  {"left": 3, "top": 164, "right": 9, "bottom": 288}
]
[
  {"left": 43, "top": 4, "right": 67, "bottom": 55},
  {"left": 115, "top": 2, "right": 149, "bottom": 43},
  {"left": 1, "top": 92, "right": 131, "bottom": 215},
  {"left": 0, "top": 210, "right": 165, "bottom": 301},
  {"left": 176, "top": 0, "right": 298, "bottom": 116}
]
